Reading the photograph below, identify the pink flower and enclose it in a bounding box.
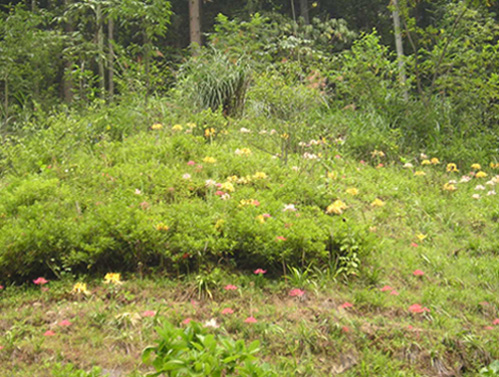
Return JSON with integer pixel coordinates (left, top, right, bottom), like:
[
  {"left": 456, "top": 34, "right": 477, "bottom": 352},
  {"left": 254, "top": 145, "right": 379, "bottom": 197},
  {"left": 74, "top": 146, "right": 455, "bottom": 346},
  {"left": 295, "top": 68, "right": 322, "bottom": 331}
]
[
  {"left": 409, "top": 304, "right": 430, "bottom": 314},
  {"left": 59, "top": 320, "right": 72, "bottom": 327},
  {"left": 187, "top": 161, "right": 195, "bottom": 166},
  {"left": 335, "top": 155, "right": 342, "bottom": 159},
  {"left": 407, "top": 325, "right": 413, "bottom": 330},
  {"left": 276, "top": 236, "right": 287, "bottom": 241},
  {"left": 0, "top": 285, "right": 4, "bottom": 290},
  {"left": 182, "top": 318, "right": 192, "bottom": 325},
  {"left": 289, "top": 288, "right": 305, "bottom": 297},
  {"left": 221, "top": 308, "right": 234, "bottom": 315},
  {"left": 411, "top": 242, "right": 419, "bottom": 247},
  {"left": 190, "top": 300, "right": 198, "bottom": 306},
  {"left": 33, "top": 277, "right": 48, "bottom": 285},
  {"left": 340, "top": 302, "right": 353, "bottom": 309},
  {"left": 43, "top": 330, "right": 56, "bottom": 337},
  {"left": 390, "top": 290, "right": 400, "bottom": 296},
  {"left": 493, "top": 318, "right": 499, "bottom": 325},
  {"left": 413, "top": 269, "right": 424, "bottom": 277},
  {"left": 380, "top": 285, "right": 393, "bottom": 292},
  {"left": 224, "top": 284, "right": 238, "bottom": 291},
  {"left": 360, "top": 160, "right": 366, "bottom": 164},
  {"left": 244, "top": 316, "right": 257, "bottom": 323},
  {"left": 485, "top": 326, "right": 494, "bottom": 330},
  {"left": 262, "top": 213, "right": 271, "bottom": 218},
  {"left": 142, "top": 310, "right": 156, "bottom": 317},
  {"left": 341, "top": 326, "right": 350, "bottom": 333},
  {"left": 0, "top": 345, "right": 4, "bottom": 350},
  {"left": 254, "top": 268, "right": 267, "bottom": 275},
  {"left": 252, "top": 200, "right": 260, "bottom": 206},
  {"left": 215, "top": 190, "right": 225, "bottom": 196}
]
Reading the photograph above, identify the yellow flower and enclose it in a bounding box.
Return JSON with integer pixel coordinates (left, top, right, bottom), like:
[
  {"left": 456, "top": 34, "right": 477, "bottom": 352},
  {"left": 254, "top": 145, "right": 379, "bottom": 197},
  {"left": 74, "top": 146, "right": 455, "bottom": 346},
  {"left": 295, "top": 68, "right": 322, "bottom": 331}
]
[
  {"left": 326, "top": 200, "right": 347, "bottom": 215},
  {"left": 414, "top": 171, "right": 426, "bottom": 176},
  {"left": 239, "top": 199, "right": 258, "bottom": 207},
  {"left": 443, "top": 182, "right": 457, "bottom": 191},
  {"left": 312, "top": 1, "right": 318, "bottom": 7},
  {"left": 220, "top": 182, "right": 235, "bottom": 192},
  {"left": 471, "top": 163, "right": 481, "bottom": 170},
  {"left": 281, "top": 133, "right": 289, "bottom": 140},
  {"left": 237, "top": 176, "right": 251, "bottom": 185},
  {"left": 203, "top": 156, "right": 217, "bottom": 164},
  {"left": 346, "top": 188, "right": 359, "bottom": 196},
  {"left": 104, "top": 273, "right": 122, "bottom": 285},
  {"left": 256, "top": 215, "right": 265, "bottom": 224},
  {"left": 172, "top": 124, "right": 183, "bottom": 131},
  {"left": 371, "top": 198, "right": 385, "bottom": 207},
  {"left": 186, "top": 122, "right": 197, "bottom": 129},
  {"left": 475, "top": 171, "right": 487, "bottom": 178},
  {"left": 430, "top": 158, "right": 440, "bottom": 165},
  {"left": 446, "top": 163, "right": 459, "bottom": 172},
  {"left": 327, "top": 171, "right": 337, "bottom": 180},
  {"left": 204, "top": 128, "right": 216, "bottom": 137},
  {"left": 151, "top": 123, "right": 163, "bottom": 130},
  {"left": 235, "top": 148, "right": 252, "bottom": 157},
  {"left": 371, "top": 150, "right": 385, "bottom": 158},
  {"left": 416, "top": 233, "right": 427, "bottom": 241},
  {"left": 421, "top": 159, "right": 431, "bottom": 165},
  {"left": 253, "top": 172, "right": 268, "bottom": 180},
  {"left": 490, "top": 162, "right": 499, "bottom": 169},
  {"left": 156, "top": 223, "right": 169, "bottom": 231},
  {"left": 215, "top": 219, "right": 225, "bottom": 230},
  {"left": 226, "top": 175, "right": 239, "bottom": 183},
  {"left": 72, "top": 282, "right": 90, "bottom": 295}
]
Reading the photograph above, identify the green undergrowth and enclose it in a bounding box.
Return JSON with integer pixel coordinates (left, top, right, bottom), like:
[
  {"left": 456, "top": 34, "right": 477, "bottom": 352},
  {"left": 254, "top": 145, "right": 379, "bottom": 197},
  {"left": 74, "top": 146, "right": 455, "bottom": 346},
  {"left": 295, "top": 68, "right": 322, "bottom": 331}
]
[{"left": 0, "top": 99, "right": 498, "bottom": 376}]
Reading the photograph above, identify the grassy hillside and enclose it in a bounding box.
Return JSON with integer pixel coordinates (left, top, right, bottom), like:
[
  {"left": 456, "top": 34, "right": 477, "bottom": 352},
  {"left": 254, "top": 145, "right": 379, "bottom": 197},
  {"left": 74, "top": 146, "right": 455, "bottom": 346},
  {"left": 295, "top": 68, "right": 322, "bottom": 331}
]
[{"left": 0, "top": 99, "right": 498, "bottom": 376}]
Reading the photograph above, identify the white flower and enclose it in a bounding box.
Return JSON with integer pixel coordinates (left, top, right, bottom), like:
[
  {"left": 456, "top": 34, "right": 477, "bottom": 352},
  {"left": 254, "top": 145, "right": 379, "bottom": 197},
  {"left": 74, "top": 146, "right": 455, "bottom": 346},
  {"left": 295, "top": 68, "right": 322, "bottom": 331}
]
[
  {"left": 487, "top": 190, "right": 496, "bottom": 196},
  {"left": 221, "top": 193, "right": 231, "bottom": 200},
  {"left": 298, "top": 142, "right": 306, "bottom": 147},
  {"left": 460, "top": 176, "right": 472, "bottom": 183},
  {"left": 420, "top": 153, "right": 428, "bottom": 159},
  {"left": 403, "top": 163, "right": 414, "bottom": 169},
  {"left": 283, "top": 204, "right": 297, "bottom": 212},
  {"left": 182, "top": 173, "right": 191, "bottom": 180},
  {"left": 291, "top": 166, "right": 299, "bottom": 172},
  {"left": 259, "top": 130, "right": 268, "bottom": 135},
  {"left": 472, "top": 194, "right": 481, "bottom": 200},
  {"left": 203, "top": 318, "right": 220, "bottom": 328},
  {"left": 134, "top": 189, "right": 142, "bottom": 195},
  {"left": 309, "top": 139, "right": 320, "bottom": 145},
  {"left": 475, "top": 185, "right": 486, "bottom": 191},
  {"left": 486, "top": 179, "right": 495, "bottom": 186},
  {"left": 303, "top": 153, "right": 318, "bottom": 160},
  {"left": 269, "top": 129, "right": 277, "bottom": 135},
  {"left": 448, "top": 180, "right": 457, "bottom": 184},
  {"left": 239, "top": 127, "right": 251, "bottom": 133},
  {"left": 205, "top": 179, "right": 217, "bottom": 187}
]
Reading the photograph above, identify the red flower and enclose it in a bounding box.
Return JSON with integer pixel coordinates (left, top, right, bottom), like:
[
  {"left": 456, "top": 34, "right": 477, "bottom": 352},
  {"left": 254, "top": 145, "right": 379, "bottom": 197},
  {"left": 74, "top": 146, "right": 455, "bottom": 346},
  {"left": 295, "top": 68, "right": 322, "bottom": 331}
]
[
  {"left": 276, "top": 236, "right": 287, "bottom": 241},
  {"left": 0, "top": 345, "right": 4, "bottom": 350},
  {"left": 380, "top": 285, "right": 393, "bottom": 292},
  {"left": 493, "top": 318, "right": 499, "bottom": 325},
  {"left": 182, "top": 318, "right": 192, "bottom": 325},
  {"left": 485, "top": 326, "right": 494, "bottom": 330},
  {"left": 252, "top": 200, "right": 260, "bottom": 206},
  {"left": 390, "top": 290, "right": 400, "bottom": 296},
  {"left": 289, "top": 288, "right": 305, "bottom": 297},
  {"left": 142, "top": 310, "right": 156, "bottom": 317},
  {"left": 244, "top": 316, "right": 257, "bottom": 323},
  {"left": 262, "top": 213, "right": 271, "bottom": 218},
  {"left": 224, "top": 284, "right": 237, "bottom": 291},
  {"left": 411, "top": 242, "right": 419, "bottom": 247},
  {"left": 187, "top": 161, "right": 195, "bottom": 166},
  {"left": 43, "top": 330, "right": 56, "bottom": 337},
  {"left": 341, "top": 326, "right": 350, "bottom": 333},
  {"left": 215, "top": 190, "right": 225, "bottom": 196},
  {"left": 59, "top": 320, "right": 72, "bottom": 327},
  {"left": 0, "top": 285, "right": 4, "bottom": 290},
  {"left": 221, "top": 308, "right": 234, "bottom": 315},
  {"left": 253, "top": 268, "right": 267, "bottom": 275},
  {"left": 33, "top": 277, "right": 48, "bottom": 285},
  {"left": 408, "top": 304, "right": 430, "bottom": 314},
  {"left": 340, "top": 302, "right": 353, "bottom": 309},
  {"left": 413, "top": 269, "right": 424, "bottom": 277}
]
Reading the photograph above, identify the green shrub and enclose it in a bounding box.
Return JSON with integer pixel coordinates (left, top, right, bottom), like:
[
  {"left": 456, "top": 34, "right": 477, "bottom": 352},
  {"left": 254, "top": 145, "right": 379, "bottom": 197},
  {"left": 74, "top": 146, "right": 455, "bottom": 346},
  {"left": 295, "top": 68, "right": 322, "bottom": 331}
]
[{"left": 143, "top": 320, "right": 276, "bottom": 376}]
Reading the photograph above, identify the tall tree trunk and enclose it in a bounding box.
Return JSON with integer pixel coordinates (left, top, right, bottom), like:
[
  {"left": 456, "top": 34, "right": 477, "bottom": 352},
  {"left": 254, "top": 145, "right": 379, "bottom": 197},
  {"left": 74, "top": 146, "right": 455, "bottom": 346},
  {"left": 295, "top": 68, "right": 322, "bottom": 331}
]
[
  {"left": 31, "top": 0, "right": 37, "bottom": 12},
  {"left": 392, "top": 0, "right": 408, "bottom": 101},
  {"left": 300, "top": 0, "right": 309, "bottom": 24},
  {"left": 108, "top": 17, "right": 114, "bottom": 100},
  {"left": 188, "top": 0, "right": 202, "bottom": 47},
  {"left": 96, "top": 3, "right": 106, "bottom": 98},
  {"left": 62, "top": 0, "right": 74, "bottom": 103}
]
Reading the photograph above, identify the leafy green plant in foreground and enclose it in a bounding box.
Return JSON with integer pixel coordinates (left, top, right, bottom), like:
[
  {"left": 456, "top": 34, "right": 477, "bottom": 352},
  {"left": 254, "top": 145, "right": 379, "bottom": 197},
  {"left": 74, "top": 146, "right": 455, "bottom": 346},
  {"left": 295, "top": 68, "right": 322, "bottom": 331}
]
[{"left": 143, "top": 320, "right": 276, "bottom": 376}]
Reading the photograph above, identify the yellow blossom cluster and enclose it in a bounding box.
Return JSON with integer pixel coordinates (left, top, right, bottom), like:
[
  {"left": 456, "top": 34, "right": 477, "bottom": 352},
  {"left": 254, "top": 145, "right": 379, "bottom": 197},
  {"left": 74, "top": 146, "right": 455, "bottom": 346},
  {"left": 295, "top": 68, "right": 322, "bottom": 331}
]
[
  {"left": 220, "top": 182, "right": 235, "bottom": 192},
  {"left": 475, "top": 171, "right": 487, "bottom": 178},
  {"left": 371, "top": 198, "right": 385, "bottom": 207},
  {"left": 72, "top": 282, "right": 90, "bottom": 295},
  {"left": 326, "top": 200, "right": 348, "bottom": 215},
  {"left": 235, "top": 148, "right": 252, "bottom": 157},
  {"left": 151, "top": 123, "right": 163, "bottom": 130},
  {"left": 203, "top": 156, "right": 217, "bottom": 164},
  {"left": 371, "top": 150, "right": 385, "bottom": 158},
  {"left": 156, "top": 223, "right": 169, "bottom": 231},
  {"left": 172, "top": 124, "right": 183, "bottom": 131},
  {"left": 443, "top": 182, "right": 457, "bottom": 191},
  {"left": 346, "top": 188, "right": 359, "bottom": 196},
  {"left": 204, "top": 128, "right": 216, "bottom": 137},
  {"left": 446, "top": 163, "right": 458, "bottom": 172},
  {"left": 239, "top": 199, "right": 259, "bottom": 207},
  {"left": 104, "top": 273, "right": 122, "bottom": 285}
]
